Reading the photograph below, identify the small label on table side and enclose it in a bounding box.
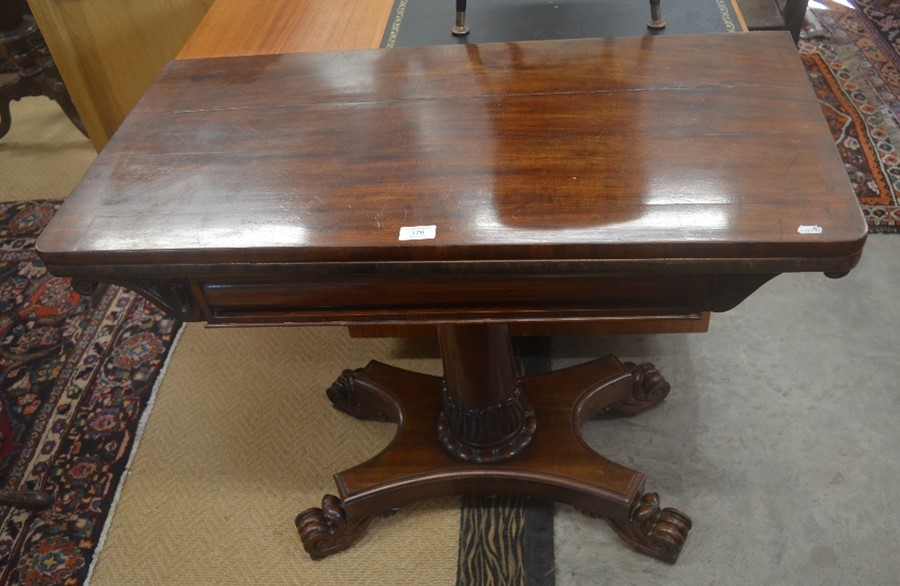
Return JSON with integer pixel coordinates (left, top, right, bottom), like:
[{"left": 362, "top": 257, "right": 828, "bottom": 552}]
[
  {"left": 797, "top": 225, "right": 824, "bottom": 234},
  {"left": 399, "top": 225, "right": 437, "bottom": 241}
]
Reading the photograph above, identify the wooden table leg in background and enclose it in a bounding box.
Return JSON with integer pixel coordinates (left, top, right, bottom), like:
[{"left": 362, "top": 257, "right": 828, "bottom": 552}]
[
  {"left": 0, "top": 0, "right": 85, "bottom": 138},
  {"left": 296, "top": 324, "right": 692, "bottom": 562}
]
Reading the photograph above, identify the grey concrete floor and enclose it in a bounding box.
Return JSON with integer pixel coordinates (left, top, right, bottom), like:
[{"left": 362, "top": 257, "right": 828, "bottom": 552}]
[{"left": 551, "top": 234, "right": 900, "bottom": 585}]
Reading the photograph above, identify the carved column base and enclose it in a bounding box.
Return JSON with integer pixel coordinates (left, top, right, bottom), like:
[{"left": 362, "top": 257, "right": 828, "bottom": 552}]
[{"left": 436, "top": 382, "right": 537, "bottom": 464}]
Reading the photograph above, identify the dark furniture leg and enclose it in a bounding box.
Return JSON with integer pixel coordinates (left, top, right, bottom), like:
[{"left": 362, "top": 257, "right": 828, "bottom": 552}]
[
  {"left": 0, "top": 488, "right": 54, "bottom": 510},
  {"left": 451, "top": 0, "right": 469, "bottom": 36},
  {"left": 451, "top": 0, "right": 665, "bottom": 36},
  {"left": 297, "top": 324, "right": 690, "bottom": 562},
  {"left": 0, "top": 0, "right": 86, "bottom": 139},
  {"left": 648, "top": 0, "right": 666, "bottom": 29},
  {"left": 782, "top": 0, "right": 807, "bottom": 43}
]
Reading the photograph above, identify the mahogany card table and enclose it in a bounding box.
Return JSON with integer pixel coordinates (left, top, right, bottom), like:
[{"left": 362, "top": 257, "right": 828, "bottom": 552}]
[{"left": 36, "top": 32, "right": 867, "bottom": 562}]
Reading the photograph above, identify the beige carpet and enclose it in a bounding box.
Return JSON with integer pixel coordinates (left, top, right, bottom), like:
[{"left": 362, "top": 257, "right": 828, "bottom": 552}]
[
  {"left": 88, "top": 325, "right": 459, "bottom": 585},
  {"left": 8, "top": 94, "right": 459, "bottom": 584},
  {"left": 1, "top": 97, "right": 96, "bottom": 202}
]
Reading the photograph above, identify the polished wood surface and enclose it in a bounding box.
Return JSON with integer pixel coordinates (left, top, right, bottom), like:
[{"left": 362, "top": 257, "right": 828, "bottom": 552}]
[
  {"left": 302, "top": 353, "right": 690, "bottom": 561},
  {"left": 38, "top": 34, "right": 865, "bottom": 269},
  {"left": 177, "top": 0, "right": 697, "bottom": 332},
  {"left": 35, "top": 32, "right": 867, "bottom": 562},
  {"left": 37, "top": 34, "right": 866, "bottom": 329},
  {"left": 348, "top": 313, "right": 711, "bottom": 338},
  {"left": 28, "top": 0, "right": 213, "bottom": 150},
  {"left": 174, "top": 0, "right": 706, "bottom": 335},
  {"left": 177, "top": 0, "right": 393, "bottom": 59}
]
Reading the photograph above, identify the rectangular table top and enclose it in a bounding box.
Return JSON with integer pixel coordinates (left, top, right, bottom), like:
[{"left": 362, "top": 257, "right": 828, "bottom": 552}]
[{"left": 37, "top": 32, "right": 866, "bottom": 278}]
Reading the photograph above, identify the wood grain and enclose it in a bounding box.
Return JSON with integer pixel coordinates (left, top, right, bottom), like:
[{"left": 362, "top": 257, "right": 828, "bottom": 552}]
[
  {"left": 36, "top": 33, "right": 867, "bottom": 328},
  {"left": 177, "top": 0, "right": 395, "bottom": 59},
  {"left": 27, "top": 0, "right": 214, "bottom": 151},
  {"left": 37, "top": 33, "right": 866, "bottom": 274}
]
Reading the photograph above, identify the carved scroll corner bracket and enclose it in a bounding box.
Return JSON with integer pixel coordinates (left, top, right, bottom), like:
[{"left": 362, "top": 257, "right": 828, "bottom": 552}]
[
  {"left": 72, "top": 276, "right": 202, "bottom": 321},
  {"left": 130, "top": 277, "right": 203, "bottom": 321},
  {"left": 704, "top": 273, "right": 778, "bottom": 313},
  {"left": 71, "top": 278, "right": 100, "bottom": 296},
  {"left": 613, "top": 362, "right": 672, "bottom": 415}
]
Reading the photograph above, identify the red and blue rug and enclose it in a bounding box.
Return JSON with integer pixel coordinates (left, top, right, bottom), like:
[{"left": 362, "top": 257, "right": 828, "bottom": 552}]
[
  {"left": 801, "top": 0, "right": 900, "bottom": 232},
  {"left": 2, "top": 4, "right": 898, "bottom": 583},
  {"left": 0, "top": 200, "right": 180, "bottom": 585}
]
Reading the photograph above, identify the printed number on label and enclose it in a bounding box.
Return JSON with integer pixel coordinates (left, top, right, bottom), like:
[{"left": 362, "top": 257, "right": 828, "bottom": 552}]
[{"left": 399, "top": 225, "right": 437, "bottom": 241}]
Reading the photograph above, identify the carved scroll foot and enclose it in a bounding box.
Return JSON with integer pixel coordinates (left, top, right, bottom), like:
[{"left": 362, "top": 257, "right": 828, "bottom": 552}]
[
  {"left": 296, "top": 495, "right": 376, "bottom": 560},
  {"left": 607, "top": 492, "right": 692, "bottom": 562},
  {"left": 611, "top": 362, "right": 671, "bottom": 415},
  {"left": 325, "top": 369, "right": 391, "bottom": 422}
]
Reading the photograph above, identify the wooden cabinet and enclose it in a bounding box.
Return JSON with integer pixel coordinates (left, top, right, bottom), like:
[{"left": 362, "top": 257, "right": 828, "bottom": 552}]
[
  {"left": 27, "top": 0, "right": 214, "bottom": 151},
  {"left": 177, "top": 0, "right": 395, "bottom": 59},
  {"left": 735, "top": 0, "right": 807, "bottom": 42}
]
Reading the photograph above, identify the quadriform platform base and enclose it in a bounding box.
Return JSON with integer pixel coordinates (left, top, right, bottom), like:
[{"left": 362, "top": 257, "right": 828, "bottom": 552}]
[
  {"left": 296, "top": 324, "right": 691, "bottom": 561},
  {"left": 37, "top": 33, "right": 867, "bottom": 563}
]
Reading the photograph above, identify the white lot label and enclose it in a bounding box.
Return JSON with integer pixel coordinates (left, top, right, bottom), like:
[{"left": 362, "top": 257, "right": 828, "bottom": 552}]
[
  {"left": 399, "top": 225, "right": 437, "bottom": 241},
  {"left": 797, "top": 225, "right": 824, "bottom": 234}
]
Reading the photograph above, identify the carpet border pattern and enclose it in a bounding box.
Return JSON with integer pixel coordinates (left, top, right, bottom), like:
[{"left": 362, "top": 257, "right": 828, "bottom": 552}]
[
  {"left": 0, "top": 200, "right": 181, "bottom": 586},
  {"left": 801, "top": 0, "right": 900, "bottom": 233}
]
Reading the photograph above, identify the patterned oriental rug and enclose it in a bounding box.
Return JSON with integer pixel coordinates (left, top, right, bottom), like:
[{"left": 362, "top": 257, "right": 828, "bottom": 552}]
[
  {"left": 0, "top": 201, "right": 180, "bottom": 585},
  {"left": 3, "top": 5, "right": 898, "bottom": 584},
  {"left": 800, "top": 0, "right": 900, "bottom": 232}
]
